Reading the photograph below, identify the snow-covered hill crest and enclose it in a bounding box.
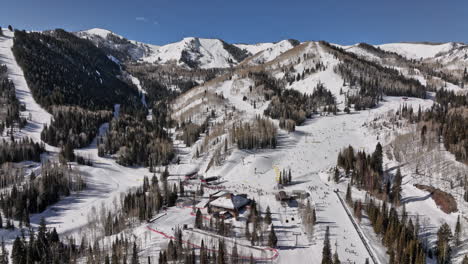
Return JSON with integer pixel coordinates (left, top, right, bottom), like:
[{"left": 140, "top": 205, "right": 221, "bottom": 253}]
[
  {"left": 140, "top": 37, "right": 250, "bottom": 69},
  {"left": 376, "top": 42, "right": 465, "bottom": 60}
]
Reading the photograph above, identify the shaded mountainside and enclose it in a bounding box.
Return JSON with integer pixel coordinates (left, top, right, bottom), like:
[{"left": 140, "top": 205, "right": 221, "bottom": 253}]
[{"left": 12, "top": 29, "right": 142, "bottom": 111}]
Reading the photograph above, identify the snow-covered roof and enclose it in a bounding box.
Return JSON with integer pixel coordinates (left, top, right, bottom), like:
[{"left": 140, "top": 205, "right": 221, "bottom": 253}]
[
  {"left": 210, "top": 190, "right": 229, "bottom": 198},
  {"left": 196, "top": 199, "right": 210, "bottom": 208},
  {"left": 209, "top": 195, "right": 249, "bottom": 210}
]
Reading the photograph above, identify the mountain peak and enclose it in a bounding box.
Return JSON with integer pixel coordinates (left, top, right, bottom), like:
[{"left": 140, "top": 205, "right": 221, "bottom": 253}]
[{"left": 80, "top": 28, "right": 115, "bottom": 38}]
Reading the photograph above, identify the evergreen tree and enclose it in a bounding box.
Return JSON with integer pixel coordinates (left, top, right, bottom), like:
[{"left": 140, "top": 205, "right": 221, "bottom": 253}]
[
  {"left": 217, "top": 240, "right": 225, "bottom": 264},
  {"left": 0, "top": 239, "right": 8, "bottom": 264},
  {"left": 231, "top": 243, "right": 239, "bottom": 264},
  {"left": 391, "top": 168, "right": 402, "bottom": 205},
  {"left": 200, "top": 240, "right": 208, "bottom": 264},
  {"left": 265, "top": 206, "right": 272, "bottom": 225},
  {"left": 455, "top": 215, "right": 462, "bottom": 246},
  {"left": 132, "top": 241, "right": 139, "bottom": 264},
  {"left": 334, "top": 167, "right": 340, "bottom": 183},
  {"left": 371, "top": 142, "right": 383, "bottom": 174},
  {"left": 12, "top": 236, "right": 25, "bottom": 264},
  {"left": 60, "top": 140, "right": 75, "bottom": 163},
  {"left": 268, "top": 226, "right": 278, "bottom": 248},
  {"left": 345, "top": 183, "right": 352, "bottom": 205},
  {"left": 322, "top": 226, "right": 332, "bottom": 264},
  {"left": 437, "top": 223, "right": 452, "bottom": 264},
  {"left": 333, "top": 250, "right": 341, "bottom": 264},
  {"left": 195, "top": 209, "right": 203, "bottom": 229}
]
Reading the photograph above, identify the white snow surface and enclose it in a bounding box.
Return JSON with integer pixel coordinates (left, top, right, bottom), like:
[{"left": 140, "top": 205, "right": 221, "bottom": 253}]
[
  {"left": 234, "top": 42, "right": 276, "bottom": 56},
  {"left": 0, "top": 30, "right": 56, "bottom": 151},
  {"left": 246, "top": 40, "right": 296, "bottom": 65},
  {"left": 376, "top": 42, "right": 462, "bottom": 60},
  {"left": 80, "top": 28, "right": 115, "bottom": 38},
  {"left": 141, "top": 37, "right": 237, "bottom": 68}
]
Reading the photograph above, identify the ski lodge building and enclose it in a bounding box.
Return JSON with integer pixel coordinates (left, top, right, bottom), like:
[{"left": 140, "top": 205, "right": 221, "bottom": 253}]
[{"left": 207, "top": 191, "right": 251, "bottom": 219}]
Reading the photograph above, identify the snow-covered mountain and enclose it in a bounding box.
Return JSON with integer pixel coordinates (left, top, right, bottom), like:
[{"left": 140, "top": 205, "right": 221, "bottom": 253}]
[
  {"left": 139, "top": 37, "right": 250, "bottom": 68},
  {"left": 240, "top": 39, "right": 301, "bottom": 66},
  {"left": 76, "top": 28, "right": 152, "bottom": 62},
  {"left": 77, "top": 29, "right": 253, "bottom": 69},
  {"left": 376, "top": 42, "right": 465, "bottom": 60},
  {"left": 76, "top": 28, "right": 303, "bottom": 69}
]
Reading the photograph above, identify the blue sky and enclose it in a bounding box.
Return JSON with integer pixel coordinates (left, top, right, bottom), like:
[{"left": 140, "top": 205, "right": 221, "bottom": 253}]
[{"left": 3, "top": 0, "right": 468, "bottom": 45}]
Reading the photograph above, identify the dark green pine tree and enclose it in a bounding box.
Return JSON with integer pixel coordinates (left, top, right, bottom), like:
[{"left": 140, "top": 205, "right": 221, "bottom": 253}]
[
  {"left": 200, "top": 240, "right": 208, "bottom": 264},
  {"left": 391, "top": 168, "right": 402, "bottom": 205},
  {"left": 371, "top": 142, "right": 383, "bottom": 174},
  {"left": 195, "top": 209, "right": 203, "bottom": 229},
  {"left": 437, "top": 223, "right": 452, "bottom": 264},
  {"left": 36, "top": 217, "right": 49, "bottom": 259},
  {"left": 345, "top": 183, "right": 352, "bottom": 205},
  {"left": 131, "top": 241, "right": 139, "bottom": 264},
  {"left": 12, "top": 236, "right": 25, "bottom": 264},
  {"left": 333, "top": 250, "right": 341, "bottom": 264},
  {"left": 334, "top": 167, "right": 340, "bottom": 183},
  {"left": 0, "top": 239, "right": 8, "bottom": 264},
  {"left": 231, "top": 243, "right": 239, "bottom": 264},
  {"left": 60, "top": 140, "right": 75, "bottom": 162},
  {"left": 455, "top": 215, "right": 462, "bottom": 246},
  {"left": 264, "top": 206, "right": 272, "bottom": 225},
  {"left": 322, "top": 226, "right": 332, "bottom": 264},
  {"left": 217, "top": 240, "right": 225, "bottom": 264},
  {"left": 268, "top": 226, "right": 278, "bottom": 248}
]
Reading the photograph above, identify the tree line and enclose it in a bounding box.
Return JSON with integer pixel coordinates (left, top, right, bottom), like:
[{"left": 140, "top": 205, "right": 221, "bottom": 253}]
[
  {"left": 0, "top": 161, "right": 85, "bottom": 227},
  {"left": 336, "top": 143, "right": 393, "bottom": 200},
  {"left": 399, "top": 89, "right": 467, "bottom": 163},
  {"left": 321, "top": 41, "right": 427, "bottom": 110},
  {"left": 176, "top": 116, "right": 210, "bottom": 147},
  {"left": 229, "top": 116, "right": 277, "bottom": 149},
  {"left": 264, "top": 82, "right": 337, "bottom": 131},
  {"left": 0, "top": 64, "right": 26, "bottom": 134},
  {"left": 0, "top": 138, "right": 45, "bottom": 164},
  {"left": 41, "top": 106, "right": 112, "bottom": 149},
  {"left": 126, "top": 62, "right": 224, "bottom": 105},
  {"left": 11, "top": 217, "right": 142, "bottom": 264},
  {"left": 98, "top": 110, "right": 174, "bottom": 168}
]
